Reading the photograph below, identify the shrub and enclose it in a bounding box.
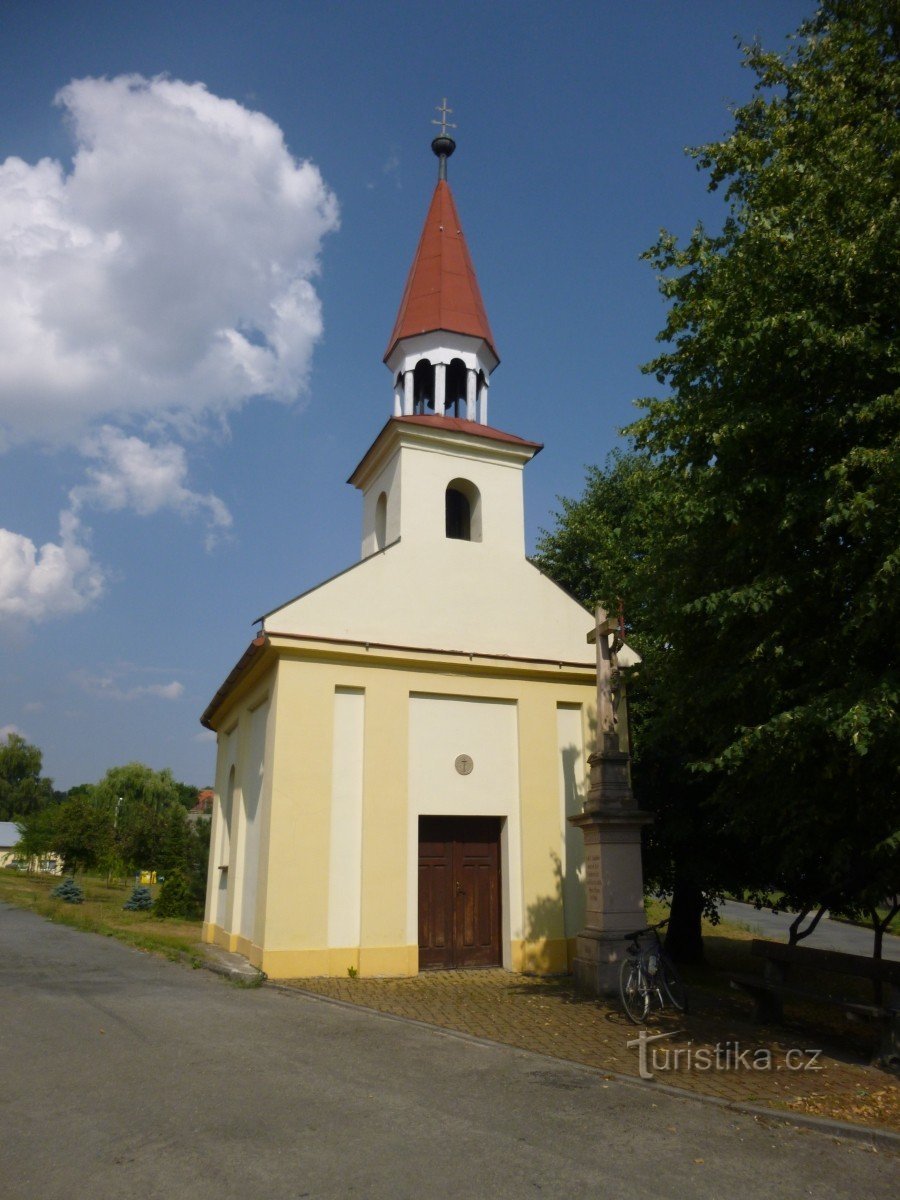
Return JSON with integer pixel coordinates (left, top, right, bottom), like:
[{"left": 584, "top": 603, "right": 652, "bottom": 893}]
[
  {"left": 123, "top": 885, "right": 153, "bottom": 912},
  {"left": 153, "top": 869, "right": 196, "bottom": 919},
  {"left": 51, "top": 878, "right": 84, "bottom": 904}
]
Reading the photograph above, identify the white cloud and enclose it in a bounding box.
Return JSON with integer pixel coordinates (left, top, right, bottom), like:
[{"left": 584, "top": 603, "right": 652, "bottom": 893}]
[
  {"left": 23, "top": 702, "right": 44, "bottom": 713},
  {"left": 0, "top": 724, "right": 25, "bottom": 740},
  {"left": 193, "top": 729, "right": 217, "bottom": 743},
  {"left": 70, "top": 426, "right": 231, "bottom": 545},
  {"left": 144, "top": 681, "right": 184, "bottom": 701},
  {"left": 72, "top": 669, "right": 184, "bottom": 702},
  {"left": 0, "top": 74, "right": 339, "bottom": 447},
  {"left": 0, "top": 511, "right": 105, "bottom": 625}
]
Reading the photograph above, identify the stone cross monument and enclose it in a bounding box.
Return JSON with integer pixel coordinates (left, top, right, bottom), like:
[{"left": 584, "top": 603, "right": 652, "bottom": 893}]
[{"left": 568, "top": 606, "right": 653, "bottom": 995}]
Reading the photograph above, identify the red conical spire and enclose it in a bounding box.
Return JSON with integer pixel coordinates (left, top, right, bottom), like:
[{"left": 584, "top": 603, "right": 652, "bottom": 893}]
[{"left": 384, "top": 178, "right": 498, "bottom": 363}]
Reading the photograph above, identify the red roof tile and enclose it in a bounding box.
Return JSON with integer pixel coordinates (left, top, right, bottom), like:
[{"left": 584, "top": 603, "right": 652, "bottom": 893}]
[
  {"left": 392, "top": 414, "right": 540, "bottom": 449},
  {"left": 347, "top": 416, "right": 542, "bottom": 487},
  {"left": 385, "top": 181, "right": 498, "bottom": 362}
]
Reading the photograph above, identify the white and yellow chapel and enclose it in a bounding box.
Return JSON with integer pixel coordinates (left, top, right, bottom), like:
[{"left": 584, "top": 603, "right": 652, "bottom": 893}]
[{"left": 201, "top": 129, "right": 605, "bottom": 979}]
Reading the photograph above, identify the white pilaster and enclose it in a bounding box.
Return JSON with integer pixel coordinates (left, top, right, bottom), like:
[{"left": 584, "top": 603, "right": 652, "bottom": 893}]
[
  {"left": 466, "top": 369, "right": 477, "bottom": 421},
  {"left": 478, "top": 377, "right": 489, "bottom": 425},
  {"left": 403, "top": 371, "right": 414, "bottom": 415},
  {"left": 434, "top": 362, "right": 446, "bottom": 416}
]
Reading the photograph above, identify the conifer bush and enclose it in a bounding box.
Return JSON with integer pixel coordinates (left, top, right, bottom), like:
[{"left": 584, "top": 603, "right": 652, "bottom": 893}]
[
  {"left": 123, "top": 885, "right": 153, "bottom": 911},
  {"left": 153, "top": 869, "right": 196, "bottom": 918},
  {"left": 51, "top": 878, "right": 84, "bottom": 904}
]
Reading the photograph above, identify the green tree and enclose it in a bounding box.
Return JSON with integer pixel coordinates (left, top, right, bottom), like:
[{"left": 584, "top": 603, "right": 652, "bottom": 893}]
[
  {"left": 0, "top": 733, "right": 55, "bottom": 819},
  {"left": 186, "top": 815, "right": 211, "bottom": 911},
  {"left": 633, "top": 0, "right": 899, "bottom": 943},
  {"left": 51, "top": 792, "right": 114, "bottom": 875},
  {"left": 13, "top": 805, "right": 57, "bottom": 868},
  {"left": 171, "top": 781, "right": 200, "bottom": 811},
  {"left": 154, "top": 868, "right": 196, "bottom": 919},
  {"left": 90, "top": 763, "right": 187, "bottom": 875},
  {"left": 540, "top": 1, "right": 899, "bottom": 958}
]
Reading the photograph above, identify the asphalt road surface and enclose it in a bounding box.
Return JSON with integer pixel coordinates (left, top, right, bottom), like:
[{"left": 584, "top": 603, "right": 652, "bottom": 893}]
[
  {"left": 0, "top": 903, "right": 895, "bottom": 1200},
  {"left": 718, "top": 900, "right": 900, "bottom": 961}
]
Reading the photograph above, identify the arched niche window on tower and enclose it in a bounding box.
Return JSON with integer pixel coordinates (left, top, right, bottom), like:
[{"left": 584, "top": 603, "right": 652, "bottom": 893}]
[
  {"left": 374, "top": 491, "right": 387, "bottom": 550},
  {"left": 445, "top": 358, "right": 467, "bottom": 417},
  {"left": 445, "top": 478, "right": 482, "bottom": 542},
  {"left": 413, "top": 359, "right": 435, "bottom": 414}
]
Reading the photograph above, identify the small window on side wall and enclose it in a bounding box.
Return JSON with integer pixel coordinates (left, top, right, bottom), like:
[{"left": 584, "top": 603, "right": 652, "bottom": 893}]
[
  {"left": 374, "top": 492, "right": 387, "bottom": 549},
  {"left": 445, "top": 478, "right": 482, "bottom": 542}
]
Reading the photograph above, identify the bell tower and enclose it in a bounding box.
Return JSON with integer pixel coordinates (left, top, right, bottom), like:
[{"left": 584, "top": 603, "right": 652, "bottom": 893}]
[
  {"left": 352, "top": 110, "right": 539, "bottom": 562},
  {"left": 383, "top": 103, "right": 499, "bottom": 424}
]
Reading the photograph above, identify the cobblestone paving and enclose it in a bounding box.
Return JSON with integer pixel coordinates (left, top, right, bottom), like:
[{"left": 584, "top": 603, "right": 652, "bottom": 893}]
[{"left": 281, "top": 970, "right": 900, "bottom": 1134}]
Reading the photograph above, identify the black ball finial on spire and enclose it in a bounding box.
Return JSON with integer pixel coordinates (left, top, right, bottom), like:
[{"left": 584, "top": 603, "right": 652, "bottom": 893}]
[{"left": 431, "top": 134, "right": 456, "bottom": 181}]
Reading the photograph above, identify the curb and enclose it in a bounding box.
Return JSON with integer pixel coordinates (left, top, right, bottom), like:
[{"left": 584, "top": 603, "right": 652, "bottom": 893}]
[
  {"left": 267, "top": 981, "right": 900, "bottom": 1153},
  {"left": 203, "top": 959, "right": 267, "bottom": 984},
  {"left": 197, "top": 947, "right": 266, "bottom": 985}
]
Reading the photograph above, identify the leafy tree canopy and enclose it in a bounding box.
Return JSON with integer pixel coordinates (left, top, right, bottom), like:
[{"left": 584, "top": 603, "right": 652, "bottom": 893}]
[
  {"left": 0, "top": 732, "right": 55, "bottom": 820},
  {"left": 538, "top": 0, "right": 899, "bottom": 953},
  {"left": 13, "top": 759, "right": 208, "bottom": 884},
  {"left": 630, "top": 0, "right": 899, "bottom": 906}
]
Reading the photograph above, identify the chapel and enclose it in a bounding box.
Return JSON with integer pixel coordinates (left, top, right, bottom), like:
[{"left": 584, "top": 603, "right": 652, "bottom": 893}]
[{"left": 200, "top": 128, "right": 606, "bottom": 979}]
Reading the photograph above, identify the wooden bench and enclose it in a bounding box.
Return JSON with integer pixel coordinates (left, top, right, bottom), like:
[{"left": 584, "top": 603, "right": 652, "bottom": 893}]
[{"left": 731, "top": 939, "right": 900, "bottom": 1070}]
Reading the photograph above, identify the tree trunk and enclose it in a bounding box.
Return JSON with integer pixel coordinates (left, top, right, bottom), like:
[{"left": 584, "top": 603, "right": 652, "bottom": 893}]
[
  {"left": 871, "top": 900, "right": 899, "bottom": 963},
  {"left": 788, "top": 904, "right": 829, "bottom": 946},
  {"left": 664, "top": 880, "right": 706, "bottom": 964},
  {"left": 871, "top": 902, "right": 899, "bottom": 1006}
]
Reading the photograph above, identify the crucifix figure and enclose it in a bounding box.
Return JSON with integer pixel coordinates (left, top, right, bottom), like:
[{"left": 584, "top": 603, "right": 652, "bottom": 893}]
[
  {"left": 588, "top": 605, "right": 622, "bottom": 756},
  {"left": 432, "top": 98, "right": 457, "bottom": 139}
]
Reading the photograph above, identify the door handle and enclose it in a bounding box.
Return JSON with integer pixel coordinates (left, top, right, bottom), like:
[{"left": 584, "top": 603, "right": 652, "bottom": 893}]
[{"left": 456, "top": 882, "right": 465, "bottom": 896}]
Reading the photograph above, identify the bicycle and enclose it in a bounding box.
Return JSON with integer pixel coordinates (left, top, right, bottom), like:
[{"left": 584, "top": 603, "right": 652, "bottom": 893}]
[{"left": 618, "top": 918, "right": 688, "bottom": 1024}]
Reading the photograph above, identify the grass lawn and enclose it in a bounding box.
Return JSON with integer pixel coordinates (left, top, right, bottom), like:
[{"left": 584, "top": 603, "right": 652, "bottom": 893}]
[{"left": 0, "top": 868, "right": 204, "bottom": 964}]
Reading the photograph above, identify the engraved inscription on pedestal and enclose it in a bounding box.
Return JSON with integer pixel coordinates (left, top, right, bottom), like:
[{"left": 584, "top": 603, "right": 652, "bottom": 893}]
[{"left": 585, "top": 856, "right": 602, "bottom": 911}]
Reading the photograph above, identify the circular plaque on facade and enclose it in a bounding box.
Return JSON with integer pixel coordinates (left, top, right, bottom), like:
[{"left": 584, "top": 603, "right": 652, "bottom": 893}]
[{"left": 455, "top": 754, "right": 474, "bottom": 776}]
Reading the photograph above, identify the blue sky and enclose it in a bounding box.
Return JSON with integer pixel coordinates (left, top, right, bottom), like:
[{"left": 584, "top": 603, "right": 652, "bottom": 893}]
[{"left": 0, "top": 0, "right": 812, "bottom": 789}]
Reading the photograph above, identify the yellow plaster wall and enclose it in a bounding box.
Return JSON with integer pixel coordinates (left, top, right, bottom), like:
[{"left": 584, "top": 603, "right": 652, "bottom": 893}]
[
  {"left": 202, "top": 667, "right": 275, "bottom": 949},
  {"left": 259, "top": 660, "right": 336, "bottom": 950},
  {"left": 249, "top": 669, "right": 279, "bottom": 947},
  {"left": 357, "top": 669, "right": 410, "bottom": 954},
  {"left": 517, "top": 688, "right": 570, "bottom": 950},
  {"left": 205, "top": 640, "right": 596, "bottom": 979}
]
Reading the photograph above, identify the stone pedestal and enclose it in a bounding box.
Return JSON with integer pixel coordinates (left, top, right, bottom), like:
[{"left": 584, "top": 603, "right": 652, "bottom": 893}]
[
  {"left": 569, "top": 805, "right": 653, "bottom": 994},
  {"left": 568, "top": 746, "right": 653, "bottom": 996}
]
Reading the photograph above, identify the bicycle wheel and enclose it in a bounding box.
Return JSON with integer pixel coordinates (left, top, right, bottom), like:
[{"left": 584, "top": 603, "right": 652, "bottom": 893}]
[
  {"left": 659, "top": 954, "right": 688, "bottom": 1012},
  {"left": 619, "top": 957, "right": 650, "bottom": 1024}
]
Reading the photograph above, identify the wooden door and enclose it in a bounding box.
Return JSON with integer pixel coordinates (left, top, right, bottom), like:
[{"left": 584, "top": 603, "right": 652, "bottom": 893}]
[{"left": 418, "top": 817, "right": 501, "bottom": 970}]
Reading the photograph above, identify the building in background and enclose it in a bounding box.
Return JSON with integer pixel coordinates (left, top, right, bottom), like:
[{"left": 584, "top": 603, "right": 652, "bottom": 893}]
[{"left": 0, "top": 821, "right": 61, "bottom": 874}]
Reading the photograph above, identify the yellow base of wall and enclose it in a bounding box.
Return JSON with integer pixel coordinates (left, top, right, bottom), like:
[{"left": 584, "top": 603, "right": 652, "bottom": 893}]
[
  {"left": 203, "top": 924, "right": 574, "bottom": 980},
  {"left": 202, "top": 922, "right": 229, "bottom": 949},
  {"left": 258, "top": 944, "right": 422, "bottom": 979},
  {"left": 201, "top": 924, "right": 264, "bottom": 967}
]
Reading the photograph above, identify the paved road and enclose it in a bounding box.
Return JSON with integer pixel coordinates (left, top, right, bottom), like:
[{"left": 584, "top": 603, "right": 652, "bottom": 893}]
[
  {"left": 0, "top": 904, "right": 895, "bottom": 1199},
  {"left": 718, "top": 900, "right": 900, "bottom": 961}
]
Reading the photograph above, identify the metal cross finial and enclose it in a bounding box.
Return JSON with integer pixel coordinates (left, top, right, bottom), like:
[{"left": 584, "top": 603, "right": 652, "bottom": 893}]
[{"left": 432, "top": 98, "right": 457, "bottom": 139}]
